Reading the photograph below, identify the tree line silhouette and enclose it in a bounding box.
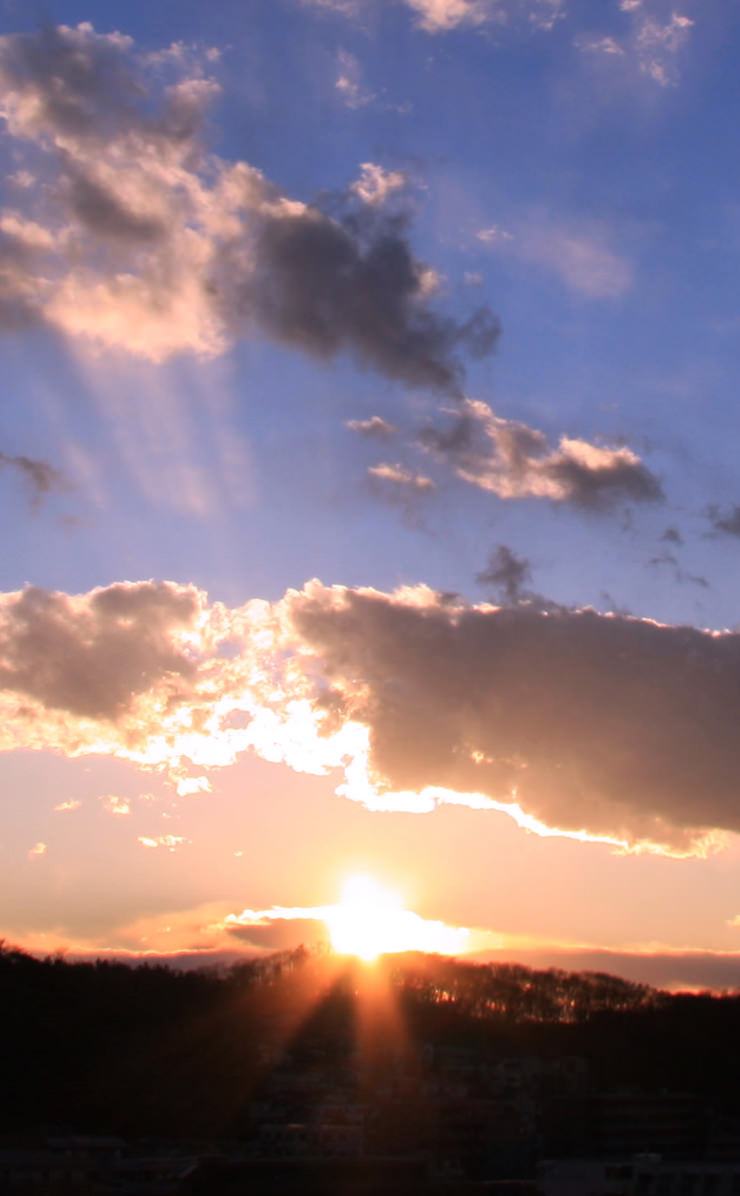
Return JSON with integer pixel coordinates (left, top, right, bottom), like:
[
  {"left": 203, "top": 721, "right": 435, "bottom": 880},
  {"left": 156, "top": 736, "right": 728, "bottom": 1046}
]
[{"left": 3, "top": 942, "right": 740, "bottom": 1140}]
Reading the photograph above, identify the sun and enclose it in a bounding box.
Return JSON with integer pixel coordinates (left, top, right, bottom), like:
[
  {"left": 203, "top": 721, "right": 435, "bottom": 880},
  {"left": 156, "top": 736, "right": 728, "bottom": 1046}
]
[
  {"left": 324, "top": 875, "right": 469, "bottom": 960},
  {"left": 325, "top": 876, "right": 403, "bottom": 961}
]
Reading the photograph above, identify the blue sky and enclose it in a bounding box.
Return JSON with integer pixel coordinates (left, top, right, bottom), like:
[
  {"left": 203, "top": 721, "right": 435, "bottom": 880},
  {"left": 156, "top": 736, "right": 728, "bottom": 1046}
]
[{"left": 3, "top": 0, "right": 740, "bottom": 988}]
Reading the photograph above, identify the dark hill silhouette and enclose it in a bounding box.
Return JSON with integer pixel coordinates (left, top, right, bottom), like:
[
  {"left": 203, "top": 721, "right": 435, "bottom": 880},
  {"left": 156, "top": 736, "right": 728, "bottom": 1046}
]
[{"left": 2, "top": 942, "right": 740, "bottom": 1140}]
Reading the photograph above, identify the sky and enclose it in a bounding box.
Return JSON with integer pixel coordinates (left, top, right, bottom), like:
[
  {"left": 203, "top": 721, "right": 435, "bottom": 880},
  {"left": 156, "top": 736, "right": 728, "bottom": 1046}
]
[{"left": 3, "top": 0, "right": 740, "bottom": 991}]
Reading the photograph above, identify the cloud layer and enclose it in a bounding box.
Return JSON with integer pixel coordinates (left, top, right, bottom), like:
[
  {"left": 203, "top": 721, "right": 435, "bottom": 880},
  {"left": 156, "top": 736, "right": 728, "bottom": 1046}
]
[{"left": 2, "top": 576, "right": 740, "bottom": 856}]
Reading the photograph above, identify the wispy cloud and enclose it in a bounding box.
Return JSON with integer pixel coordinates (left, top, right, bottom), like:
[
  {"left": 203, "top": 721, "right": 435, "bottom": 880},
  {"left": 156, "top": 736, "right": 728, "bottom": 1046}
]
[
  {"left": 576, "top": 35, "right": 624, "bottom": 56},
  {"left": 575, "top": 5, "right": 694, "bottom": 89},
  {"left": 335, "top": 48, "right": 376, "bottom": 108},
  {"left": 477, "top": 212, "right": 634, "bottom": 299},
  {"left": 137, "top": 834, "right": 189, "bottom": 851},
  {"left": 0, "top": 451, "right": 69, "bottom": 507},
  {"left": 706, "top": 505, "right": 740, "bottom": 538},
  {"left": 368, "top": 462, "right": 436, "bottom": 491},
  {"left": 636, "top": 12, "right": 694, "bottom": 87},
  {"left": 313, "top": 0, "right": 566, "bottom": 35},
  {"left": 346, "top": 415, "right": 397, "bottom": 439}
]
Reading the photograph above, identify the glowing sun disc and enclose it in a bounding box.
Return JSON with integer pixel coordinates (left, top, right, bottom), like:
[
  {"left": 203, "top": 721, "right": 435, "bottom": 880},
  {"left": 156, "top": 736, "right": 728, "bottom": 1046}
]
[{"left": 324, "top": 875, "right": 469, "bottom": 960}]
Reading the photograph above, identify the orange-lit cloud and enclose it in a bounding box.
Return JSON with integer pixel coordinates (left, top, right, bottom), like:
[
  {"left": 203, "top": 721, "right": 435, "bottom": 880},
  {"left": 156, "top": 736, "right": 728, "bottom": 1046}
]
[
  {"left": 53, "top": 799, "right": 82, "bottom": 813},
  {"left": 137, "top": 834, "right": 189, "bottom": 851},
  {"left": 3, "top": 577, "right": 740, "bottom": 857},
  {"left": 224, "top": 879, "right": 470, "bottom": 957},
  {"left": 102, "top": 795, "right": 131, "bottom": 816}
]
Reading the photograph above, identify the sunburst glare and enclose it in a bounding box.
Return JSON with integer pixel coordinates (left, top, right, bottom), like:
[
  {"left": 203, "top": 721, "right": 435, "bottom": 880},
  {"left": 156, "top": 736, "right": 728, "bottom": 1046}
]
[{"left": 325, "top": 876, "right": 469, "bottom": 960}]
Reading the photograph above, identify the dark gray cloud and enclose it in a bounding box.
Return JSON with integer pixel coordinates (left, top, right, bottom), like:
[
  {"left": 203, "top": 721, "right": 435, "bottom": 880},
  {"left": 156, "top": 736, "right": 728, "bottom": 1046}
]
[
  {"left": 648, "top": 552, "right": 708, "bottom": 590},
  {"left": 226, "top": 918, "right": 328, "bottom": 950},
  {"left": 65, "top": 166, "right": 167, "bottom": 244},
  {"left": 708, "top": 505, "right": 740, "bottom": 538},
  {"left": 284, "top": 582, "right": 740, "bottom": 850},
  {"left": 420, "top": 399, "right": 662, "bottom": 510},
  {"left": 545, "top": 450, "right": 663, "bottom": 510},
  {"left": 476, "top": 545, "right": 532, "bottom": 604},
  {"left": 219, "top": 205, "right": 500, "bottom": 391},
  {"left": 0, "top": 581, "right": 198, "bottom": 720},
  {"left": 662, "top": 525, "right": 683, "bottom": 545},
  {"left": 0, "top": 451, "right": 68, "bottom": 505}
]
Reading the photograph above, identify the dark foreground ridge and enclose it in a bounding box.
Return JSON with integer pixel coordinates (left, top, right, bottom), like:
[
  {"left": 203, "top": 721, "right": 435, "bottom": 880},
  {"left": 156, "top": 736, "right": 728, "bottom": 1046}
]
[{"left": 4, "top": 944, "right": 740, "bottom": 1190}]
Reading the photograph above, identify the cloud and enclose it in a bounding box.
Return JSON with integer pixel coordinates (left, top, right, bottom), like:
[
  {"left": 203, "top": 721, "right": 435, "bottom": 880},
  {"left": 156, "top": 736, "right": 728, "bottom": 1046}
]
[
  {"left": 661, "top": 525, "right": 683, "bottom": 545},
  {"left": 0, "top": 23, "right": 498, "bottom": 389},
  {"left": 101, "top": 794, "right": 131, "bottom": 816},
  {"left": 404, "top": 0, "right": 498, "bottom": 32},
  {"left": 301, "top": 0, "right": 566, "bottom": 33},
  {"left": 402, "top": 0, "right": 565, "bottom": 34},
  {"left": 707, "top": 505, "right": 740, "bottom": 538},
  {"left": 477, "top": 213, "right": 634, "bottom": 299},
  {"left": 575, "top": 5, "right": 694, "bottom": 89},
  {"left": 53, "top": 799, "right": 82, "bottom": 813},
  {"left": 419, "top": 398, "right": 662, "bottom": 509},
  {"left": 224, "top": 200, "right": 499, "bottom": 391},
  {"left": 346, "top": 415, "right": 397, "bottom": 439},
  {"left": 28, "top": 842, "right": 47, "bottom": 858},
  {"left": 137, "top": 835, "right": 189, "bottom": 851},
  {"left": 300, "top": 0, "right": 364, "bottom": 15},
  {"left": 476, "top": 545, "right": 532, "bottom": 604},
  {"left": 635, "top": 12, "right": 694, "bottom": 87},
  {"left": 576, "top": 35, "right": 624, "bottom": 56},
  {"left": 277, "top": 583, "right": 740, "bottom": 853},
  {"left": 350, "top": 162, "right": 407, "bottom": 206},
  {"left": 223, "top": 896, "right": 469, "bottom": 955},
  {"left": 0, "top": 580, "right": 199, "bottom": 723},
  {"left": 368, "top": 462, "right": 435, "bottom": 491},
  {"left": 3, "top": 577, "right": 740, "bottom": 855},
  {"left": 0, "top": 451, "right": 69, "bottom": 506},
  {"left": 648, "top": 552, "right": 708, "bottom": 590},
  {"left": 334, "top": 49, "right": 376, "bottom": 109},
  {"left": 477, "top": 225, "right": 514, "bottom": 246}
]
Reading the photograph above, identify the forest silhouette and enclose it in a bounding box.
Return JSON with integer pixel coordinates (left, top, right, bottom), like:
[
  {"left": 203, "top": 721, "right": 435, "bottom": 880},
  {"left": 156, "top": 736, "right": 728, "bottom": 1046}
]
[{"left": 3, "top": 942, "right": 739, "bottom": 1141}]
